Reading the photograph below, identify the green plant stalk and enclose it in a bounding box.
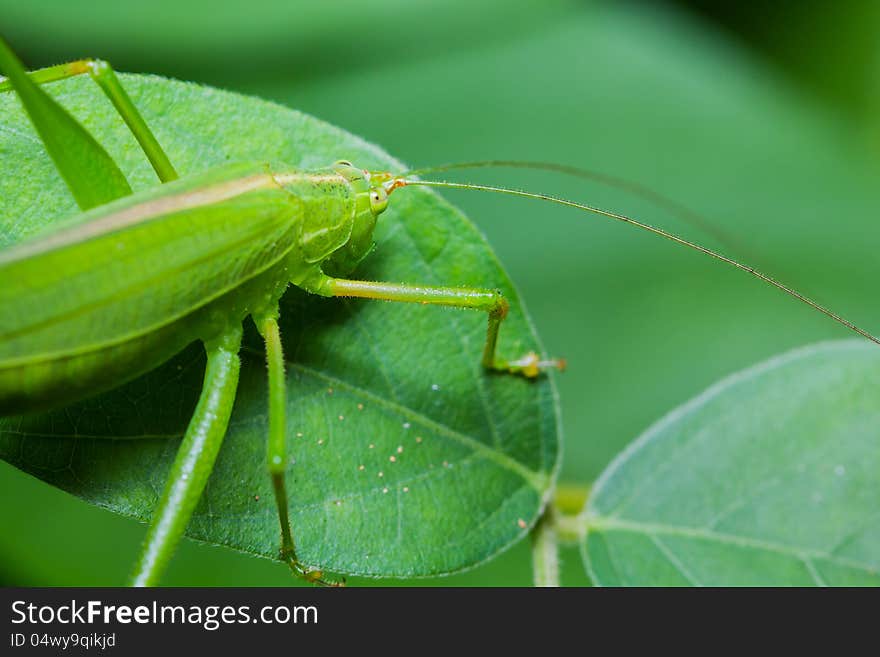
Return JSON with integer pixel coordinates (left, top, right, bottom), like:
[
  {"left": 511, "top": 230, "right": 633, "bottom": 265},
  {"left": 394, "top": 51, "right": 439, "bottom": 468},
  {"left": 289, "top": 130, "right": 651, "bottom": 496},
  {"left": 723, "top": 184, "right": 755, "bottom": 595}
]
[{"left": 531, "top": 511, "right": 560, "bottom": 587}]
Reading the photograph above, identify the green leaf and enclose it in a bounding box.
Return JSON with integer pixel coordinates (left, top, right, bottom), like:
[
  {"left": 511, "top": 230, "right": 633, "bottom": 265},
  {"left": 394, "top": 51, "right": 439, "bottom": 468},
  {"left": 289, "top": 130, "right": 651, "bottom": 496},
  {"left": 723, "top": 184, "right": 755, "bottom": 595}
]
[
  {"left": 582, "top": 340, "right": 880, "bottom": 586},
  {"left": 0, "top": 75, "right": 559, "bottom": 578},
  {"left": 0, "top": 38, "right": 132, "bottom": 210}
]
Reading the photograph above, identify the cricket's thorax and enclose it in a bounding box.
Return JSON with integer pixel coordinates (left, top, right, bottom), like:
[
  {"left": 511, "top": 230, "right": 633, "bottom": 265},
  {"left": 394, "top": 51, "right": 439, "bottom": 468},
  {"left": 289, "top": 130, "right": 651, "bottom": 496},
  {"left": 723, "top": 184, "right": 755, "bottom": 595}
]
[{"left": 271, "top": 162, "right": 381, "bottom": 279}]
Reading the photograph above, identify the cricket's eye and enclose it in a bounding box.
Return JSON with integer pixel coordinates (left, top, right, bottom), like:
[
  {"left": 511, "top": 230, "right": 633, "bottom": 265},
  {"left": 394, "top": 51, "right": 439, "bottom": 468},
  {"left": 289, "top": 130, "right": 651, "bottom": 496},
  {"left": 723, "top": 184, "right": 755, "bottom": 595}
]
[{"left": 370, "top": 188, "right": 389, "bottom": 215}]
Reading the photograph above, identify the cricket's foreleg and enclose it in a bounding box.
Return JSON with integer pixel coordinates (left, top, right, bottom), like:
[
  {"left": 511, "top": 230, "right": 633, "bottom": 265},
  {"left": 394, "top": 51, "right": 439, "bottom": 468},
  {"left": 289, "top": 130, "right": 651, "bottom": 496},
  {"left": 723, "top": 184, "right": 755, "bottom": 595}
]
[
  {"left": 129, "top": 326, "right": 242, "bottom": 587},
  {"left": 0, "top": 59, "right": 178, "bottom": 182},
  {"left": 256, "top": 313, "right": 342, "bottom": 587},
  {"left": 325, "top": 278, "right": 564, "bottom": 378}
]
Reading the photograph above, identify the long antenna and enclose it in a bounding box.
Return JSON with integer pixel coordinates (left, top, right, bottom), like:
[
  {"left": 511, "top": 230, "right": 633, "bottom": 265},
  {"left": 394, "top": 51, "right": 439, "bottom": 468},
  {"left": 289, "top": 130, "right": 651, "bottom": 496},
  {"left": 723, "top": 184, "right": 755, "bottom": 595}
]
[
  {"left": 401, "top": 159, "right": 755, "bottom": 260},
  {"left": 395, "top": 178, "right": 880, "bottom": 347}
]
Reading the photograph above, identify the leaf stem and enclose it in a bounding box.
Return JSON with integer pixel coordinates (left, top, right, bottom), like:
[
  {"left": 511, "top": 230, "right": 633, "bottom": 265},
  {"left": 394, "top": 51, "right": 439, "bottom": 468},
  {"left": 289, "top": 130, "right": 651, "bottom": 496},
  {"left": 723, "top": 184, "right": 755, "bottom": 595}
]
[{"left": 531, "top": 511, "right": 560, "bottom": 587}]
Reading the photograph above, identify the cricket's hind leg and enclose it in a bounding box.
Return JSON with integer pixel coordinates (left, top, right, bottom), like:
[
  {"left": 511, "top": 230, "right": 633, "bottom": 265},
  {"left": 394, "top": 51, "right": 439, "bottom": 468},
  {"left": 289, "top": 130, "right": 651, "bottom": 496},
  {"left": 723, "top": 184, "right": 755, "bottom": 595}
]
[
  {"left": 255, "top": 311, "right": 343, "bottom": 587},
  {"left": 0, "top": 58, "right": 178, "bottom": 182},
  {"left": 130, "top": 325, "right": 243, "bottom": 586},
  {"left": 313, "top": 276, "right": 564, "bottom": 379}
]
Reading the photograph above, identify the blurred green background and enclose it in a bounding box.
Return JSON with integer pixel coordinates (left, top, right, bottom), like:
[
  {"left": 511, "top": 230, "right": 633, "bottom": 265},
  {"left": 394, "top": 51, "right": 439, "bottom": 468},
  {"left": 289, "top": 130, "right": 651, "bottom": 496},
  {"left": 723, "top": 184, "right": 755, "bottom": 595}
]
[{"left": 1, "top": 0, "right": 878, "bottom": 586}]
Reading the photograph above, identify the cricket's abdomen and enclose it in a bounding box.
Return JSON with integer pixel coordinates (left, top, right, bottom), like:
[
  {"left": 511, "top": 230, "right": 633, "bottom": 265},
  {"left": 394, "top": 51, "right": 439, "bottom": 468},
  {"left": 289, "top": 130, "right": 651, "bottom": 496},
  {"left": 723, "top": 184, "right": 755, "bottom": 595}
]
[{"left": 0, "top": 161, "right": 346, "bottom": 415}]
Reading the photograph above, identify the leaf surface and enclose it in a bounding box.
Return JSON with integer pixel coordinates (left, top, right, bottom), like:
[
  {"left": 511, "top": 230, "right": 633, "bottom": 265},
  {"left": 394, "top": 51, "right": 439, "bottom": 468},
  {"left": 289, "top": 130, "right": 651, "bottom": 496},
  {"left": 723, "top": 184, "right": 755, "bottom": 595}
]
[{"left": 583, "top": 340, "right": 880, "bottom": 586}]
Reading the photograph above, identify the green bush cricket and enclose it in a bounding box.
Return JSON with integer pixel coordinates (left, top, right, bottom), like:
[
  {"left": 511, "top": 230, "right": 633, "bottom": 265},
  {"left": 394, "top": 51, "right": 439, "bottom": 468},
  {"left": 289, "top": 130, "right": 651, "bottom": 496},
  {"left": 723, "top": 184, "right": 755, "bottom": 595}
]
[{"left": 1, "top": 37, "right": 878, "bottom": 586}]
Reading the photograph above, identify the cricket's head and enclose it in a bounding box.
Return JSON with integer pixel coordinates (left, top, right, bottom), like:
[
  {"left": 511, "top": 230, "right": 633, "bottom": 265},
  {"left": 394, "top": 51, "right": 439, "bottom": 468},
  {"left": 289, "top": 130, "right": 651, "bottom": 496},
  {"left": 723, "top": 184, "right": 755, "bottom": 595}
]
[{"left": 322, "top": 160, "right": 401, "bottom": 275}]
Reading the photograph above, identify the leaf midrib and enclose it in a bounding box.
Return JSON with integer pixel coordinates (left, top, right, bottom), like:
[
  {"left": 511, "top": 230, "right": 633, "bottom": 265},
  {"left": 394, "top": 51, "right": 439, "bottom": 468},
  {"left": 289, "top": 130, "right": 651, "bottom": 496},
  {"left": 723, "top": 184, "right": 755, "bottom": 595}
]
[{"left": 585, "top": 514, "right": 879, "bottom": 575}]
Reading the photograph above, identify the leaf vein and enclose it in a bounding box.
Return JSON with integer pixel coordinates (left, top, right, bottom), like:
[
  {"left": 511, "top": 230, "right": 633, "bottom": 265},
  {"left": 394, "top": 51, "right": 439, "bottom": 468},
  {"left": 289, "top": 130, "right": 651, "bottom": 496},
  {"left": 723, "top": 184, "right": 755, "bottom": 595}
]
[{"left": 589, "top": 516, "right": 880, "bottom": 575}]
